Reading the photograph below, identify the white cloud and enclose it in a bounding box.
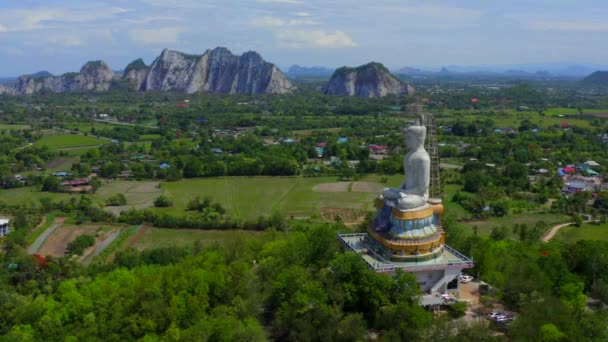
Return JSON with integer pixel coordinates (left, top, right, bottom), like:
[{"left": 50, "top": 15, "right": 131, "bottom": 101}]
[
  {"left": 251, "top": 16, "right": 286, "bottom": 28},
  {"left": 375, "top": 4, "right": 481, "bottom": 28},
  {"left": 140, "top": 0, "right": 216, "bottom": 8},
  {"left": 257, "top": 0, "right": 303, "bottom": 4},
  {"left": 294, "top": 12, "right": 310, "bottom": 17},
  {"left": 378, "top": 4, "right": 480, "bottom": 19},
  {"left": 126, "top": 16, "right": 181, "bottom": 24},
  {"left": 251, "top": 15, "right": 318, "bottom": 28},
  {"left": 277, "top": 29, "right": 357, "bottom": 48},
  {"left": 527, "top": 20, "right": 608, "bottom": 32},
  {"left": 129, "top": 27, "right": 180, "bottom": 45},
  {"left": 0, "top": 6, "right": 132, "bottom": 32},
  {"left": 47, "top": 35, "right": 83, "bottom": 47}
]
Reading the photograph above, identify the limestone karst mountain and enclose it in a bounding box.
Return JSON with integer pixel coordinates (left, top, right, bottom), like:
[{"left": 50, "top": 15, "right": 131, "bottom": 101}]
[
  {"left": 4, "top": 47, "right": 295, "bottom": 95},
  {"left": 582, "top": 71, "right": 608, "bottom": 86},
  {"left": 11, "top": 61, "right": 118, "bottom": 95},
  {"left": 323, "top": 62, "right": 413, "bottom": 98}
]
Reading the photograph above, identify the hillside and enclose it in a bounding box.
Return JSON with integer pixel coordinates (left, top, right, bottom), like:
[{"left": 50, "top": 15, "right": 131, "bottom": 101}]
[
  {"left": 583, "top": 71, "right": 608, "bottom": 86},
  {"left": 323, "top": 62, "right": 413, "bottom": 98}
]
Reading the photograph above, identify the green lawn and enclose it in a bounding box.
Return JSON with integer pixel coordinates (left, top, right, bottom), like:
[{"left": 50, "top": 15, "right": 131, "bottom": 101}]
[
  {"left": 34, "top": 134, "right": 108, "bottom": 150},
  {"left": 133, "top": 228, "right": 268, "bottom": 250},
  {"left": 554, "top": 222, "right": 608, "bottom": 243}
]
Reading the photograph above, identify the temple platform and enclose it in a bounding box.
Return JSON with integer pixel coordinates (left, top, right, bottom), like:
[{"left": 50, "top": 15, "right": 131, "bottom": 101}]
[{"left": 338, "top": 233, "right": 473, "bottom": 274}]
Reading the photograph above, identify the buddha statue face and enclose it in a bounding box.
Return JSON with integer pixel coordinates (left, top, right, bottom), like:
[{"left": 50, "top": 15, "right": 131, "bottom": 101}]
[{"left": 405, "top": 125, "right": 426, "bottom": 150}]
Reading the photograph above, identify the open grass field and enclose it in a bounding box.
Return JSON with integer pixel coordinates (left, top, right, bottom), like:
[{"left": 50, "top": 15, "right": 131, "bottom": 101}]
[
  {"left": 553, "top": 222, "right": 608, "bottom": 243},
  {"left": 544, "top": 107, "right": 608, "bottom": 116},
  {"left": 131, "top": 228, "right": 268, "bottom": 250},
  {"left": 95, "top": 180, "right": 161, "bottom": 212},
  {"left": 292, "top": 127, "right": 343, "bottom": 136},
  {"left": 62, "top": 122, "right": 117, "bottom": 132},
  {"left": 139, "top": 134, "right": 162, "bottom": 141},
  {"left": 46, "top": 156, "right": 79, "bottom": 171},
  {"left": 158, "top": 175, "right": 404, "bottom": 221},
  {"left": 0, "top": 187, "right": 74, "bottom": 207},
  {"left": 454, "top": 112, "right": 592, "bottom": 129},
  {"left": 0, "top": 124, "right": 30, "bottom": 131},
  {"left": 34, "top": 134, "right": 108, "bottom": 150}
]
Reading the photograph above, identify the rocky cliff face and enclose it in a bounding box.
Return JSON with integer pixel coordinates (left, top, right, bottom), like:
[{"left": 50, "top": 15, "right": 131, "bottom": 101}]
[
  {"left": 141, "top": 47, "right": 295, "bottom": 94},
  {"left": 324, "top": 62, "right": 413, "bottom": 98},
  {"left": 0, "top": 85, "right": 12, "bottom": 95},
  {"left": 7, "top": 47, "right": 294, "bottom": 95},
  {"left": 123, "top": 59, "right": 149, "bottom": 91},
  {"left": 12, "top": 61, "right": 117, "bottom": 95}
]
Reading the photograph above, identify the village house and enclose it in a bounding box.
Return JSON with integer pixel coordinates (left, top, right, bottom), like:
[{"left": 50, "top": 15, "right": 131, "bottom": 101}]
[
  {"left": 62, "top": 178, "right": 92, "bottom": 192},
  {"left": 368, "top": 144, "right": 389, "bottom": 155},
  {"left": 0, "top": 219, "right": 9, "bottom": 237}
]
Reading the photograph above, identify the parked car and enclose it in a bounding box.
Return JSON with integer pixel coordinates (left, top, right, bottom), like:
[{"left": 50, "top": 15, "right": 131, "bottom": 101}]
[
  {"left": 460, "top": 275, "right": 474, "bottom": 283},
  {"left": 495, "top": 316, "right": 513, "bottom": 322},
  {"left": 488, "top": 312, "right": 504, "bottom": 319}
]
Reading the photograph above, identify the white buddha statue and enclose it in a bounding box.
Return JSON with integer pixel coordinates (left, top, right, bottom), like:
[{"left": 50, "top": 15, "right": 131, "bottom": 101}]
[{"left": 382, "top": 123, "right": 430, "bottom": 210}]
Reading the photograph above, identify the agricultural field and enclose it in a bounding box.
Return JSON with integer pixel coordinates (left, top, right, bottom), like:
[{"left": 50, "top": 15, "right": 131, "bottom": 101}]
[
  {"left": 0, "top": 186, "right": 74, "bottom": 207},
  {"left": 33, "top": 134, "right": 108, "bottom": 150},
  {"left": 459, "top": 212, "right": 571, "bottom": 238},
  {"left": 553, "top": 222, "right": 608, "bottom": 243},
  {"left": 35, "top": 223, "right": 116, "bottom": 258},
  {"left": 446, "top": 110, "right": 593, "bottom": 129},
  {"left": 45, "top": 156, "right": 79, "bottom": 171},
  {"left": 95, "top": 180, "right": 161, "bottom": 214},
  {"left": 139, "top": 134, "right": 162, "bottom": 141},
  {"left": 0, "top": 124, "right": 30, "bottom": 131},
  {"left": 61, "top": 122, "right": 117, "bottom": 132},
  {"left": 130, "top": 228, "right": 268, "bottom": 250},
  {"left": 544, "top": 107, "right": 608, "bottom": 116},
  {"left": 292, "top": 127, "right": 343, "bottom": 136},
  {"left": 157, "top": 175, "right": 403, "bottom": 221}
]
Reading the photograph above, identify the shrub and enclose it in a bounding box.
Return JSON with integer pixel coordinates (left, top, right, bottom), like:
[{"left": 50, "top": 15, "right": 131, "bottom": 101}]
[
  {"left": 66, "top": 234, "right": 95, "bottom": 255},
  {"left": 154, "top": 195, "right": 173, "bottom": 208},
  {"left": 105, "top": 193, "right": 127, "bottom": 206}
]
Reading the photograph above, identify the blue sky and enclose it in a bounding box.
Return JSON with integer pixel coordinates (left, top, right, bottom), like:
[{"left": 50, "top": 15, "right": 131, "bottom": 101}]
[{"left": 0, "top": 0, "right": 607, "bottom": 75}]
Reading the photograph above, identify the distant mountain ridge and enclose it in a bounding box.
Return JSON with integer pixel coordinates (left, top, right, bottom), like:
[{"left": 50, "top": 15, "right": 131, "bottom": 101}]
[
  {"left": 0, "top": 47, "right": 295, "bottom": 95},
  {"left": 30, "top": 71, "right": 54, "bottom": 78},
  {"left": 582, "top": 71, "right": 608, "bottom": 86},
  {"left": 287, "top": 65, "right": 334, "bottom": 78},
  {"left": 324, "top": 62, "right": 413, "bottom": 98}
]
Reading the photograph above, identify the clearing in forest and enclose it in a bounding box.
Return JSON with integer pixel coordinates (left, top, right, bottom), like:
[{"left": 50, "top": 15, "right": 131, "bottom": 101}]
[
  {"left": 36, "top": 224, "right": 114, "bottom": 258},
  {"left": 33, "top": 134, "right": 108, "bottom": 150},
  {"left": 131, "top": 228, "right": 267, "bottom": 250}
]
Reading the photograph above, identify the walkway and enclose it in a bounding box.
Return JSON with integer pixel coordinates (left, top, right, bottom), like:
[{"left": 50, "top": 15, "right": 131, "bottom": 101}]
[
  {"left": 542, "top": 220, "right": 595, "bottom": 242},
  {"left": 27, "top": 218, "right": 64, "bottom": 254}
]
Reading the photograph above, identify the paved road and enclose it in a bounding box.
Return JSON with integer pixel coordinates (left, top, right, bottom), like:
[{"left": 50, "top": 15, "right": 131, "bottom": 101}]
[{"left": 27, "top": 221, "right": 62, "bottom": 254}]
